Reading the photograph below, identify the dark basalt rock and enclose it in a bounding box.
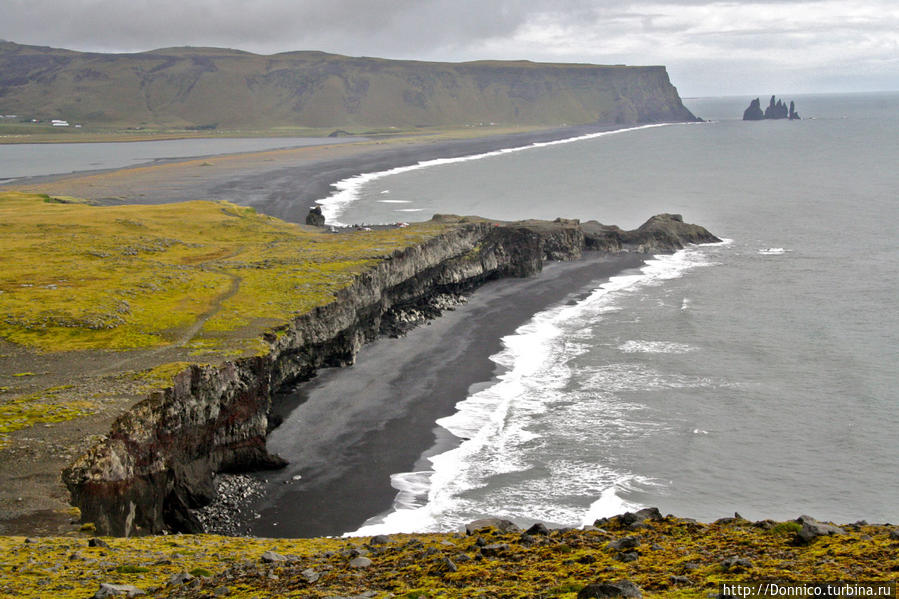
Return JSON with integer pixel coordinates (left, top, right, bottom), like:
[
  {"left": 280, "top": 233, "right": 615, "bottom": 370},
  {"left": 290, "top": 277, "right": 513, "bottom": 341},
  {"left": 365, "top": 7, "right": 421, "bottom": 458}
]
[
  {"left": 64, "top": 215, "right": 719, "bottom": 536},
  {"left": 743, "top": 95, "right": 800, "bottom": 120},
  {"left": 466, "top": 517, "right": 521, "bottom": 535},
  {"left": 577, "top": 579, "right": 643, "bottom": 598},
  {"left": 305, "top": 205, "right": 326, "bottom": 226},
  {"left": 743, "top": 98, "right": 764, "bottom": 120},
  {"left": 607, "top": 535, "right": 641, "bottom": 551},
  {"left": 796, "top": 515, "right": 846, "bottom": 543}
]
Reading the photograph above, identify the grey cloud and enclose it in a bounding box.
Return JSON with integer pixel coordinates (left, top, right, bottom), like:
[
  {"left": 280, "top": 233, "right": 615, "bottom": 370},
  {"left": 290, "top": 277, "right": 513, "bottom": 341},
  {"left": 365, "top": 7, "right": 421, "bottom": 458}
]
[{"left": 1, "top": 0, "right": 896, "bottom": 95}]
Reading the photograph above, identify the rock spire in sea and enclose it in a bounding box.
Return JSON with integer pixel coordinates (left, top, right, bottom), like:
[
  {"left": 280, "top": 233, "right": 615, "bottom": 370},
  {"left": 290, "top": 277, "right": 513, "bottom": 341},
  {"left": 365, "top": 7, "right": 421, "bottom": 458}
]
[{"left": 743, "top": 95, "right": 800, "bottom": 120}]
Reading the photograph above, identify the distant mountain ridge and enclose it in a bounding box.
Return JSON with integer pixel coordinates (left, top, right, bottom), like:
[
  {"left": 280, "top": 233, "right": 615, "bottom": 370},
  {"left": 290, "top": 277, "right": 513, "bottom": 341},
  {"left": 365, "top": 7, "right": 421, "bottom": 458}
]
[{"left": 0, "top": 41, "right": 698, "bottom": 129}]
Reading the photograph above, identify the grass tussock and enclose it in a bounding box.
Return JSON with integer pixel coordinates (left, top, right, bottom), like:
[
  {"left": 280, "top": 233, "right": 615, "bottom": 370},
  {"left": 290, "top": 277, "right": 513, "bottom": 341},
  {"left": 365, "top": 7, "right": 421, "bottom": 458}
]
[{"left": 0, "top": 517, "right": 895, "bottom": 598}]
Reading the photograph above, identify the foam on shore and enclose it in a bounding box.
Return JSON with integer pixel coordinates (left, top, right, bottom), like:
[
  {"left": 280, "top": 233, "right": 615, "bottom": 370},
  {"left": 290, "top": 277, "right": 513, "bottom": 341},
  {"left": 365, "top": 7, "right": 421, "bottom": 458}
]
[
  {"left": 349, "top": 241, "right": 726, "bottom": 536},
  {"left": 316, "top": 124, "right": 672, "bottom": 226}
]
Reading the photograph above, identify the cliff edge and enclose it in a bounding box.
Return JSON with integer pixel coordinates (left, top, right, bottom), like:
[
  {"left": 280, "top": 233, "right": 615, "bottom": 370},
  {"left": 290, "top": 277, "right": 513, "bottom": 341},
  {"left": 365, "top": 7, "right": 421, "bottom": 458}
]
[
  {"left": 0, "top": 41, "right": 698, "bottom": 129},
  {"left": 61, "top": 214, "right": 718, "bottom": 536}
]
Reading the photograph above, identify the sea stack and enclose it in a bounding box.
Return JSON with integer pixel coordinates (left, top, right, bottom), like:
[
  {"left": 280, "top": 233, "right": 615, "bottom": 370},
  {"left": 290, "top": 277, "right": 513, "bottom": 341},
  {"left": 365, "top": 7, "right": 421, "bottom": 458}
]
[
  {"left": 743, "top": 95, "right": 800, "bottom": 120},
  {"left": 306, "top": 206, "right": 326, "bottom": 226}
]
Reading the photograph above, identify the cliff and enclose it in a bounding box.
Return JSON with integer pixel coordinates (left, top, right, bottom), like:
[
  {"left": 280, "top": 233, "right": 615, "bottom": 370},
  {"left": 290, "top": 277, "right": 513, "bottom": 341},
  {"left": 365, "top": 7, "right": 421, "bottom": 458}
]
[
  {"left": 62, "top": 214, "right": 719, "bottom": 536},
  {"left": 0, "top": 41, "right": 698, "bottom": 129}
]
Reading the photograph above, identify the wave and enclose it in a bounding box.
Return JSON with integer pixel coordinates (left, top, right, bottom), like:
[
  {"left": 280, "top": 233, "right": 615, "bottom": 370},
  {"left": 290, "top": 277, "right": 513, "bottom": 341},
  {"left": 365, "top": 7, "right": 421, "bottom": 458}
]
[
  {"left": 347, "top": 242, "right": 723, "bottom": 537},
  {"left": 618, "top": 340, "right": 697, "bottom": 354},
  {"left": 316, "top": 124, "right": 674, "bottom": 226}
]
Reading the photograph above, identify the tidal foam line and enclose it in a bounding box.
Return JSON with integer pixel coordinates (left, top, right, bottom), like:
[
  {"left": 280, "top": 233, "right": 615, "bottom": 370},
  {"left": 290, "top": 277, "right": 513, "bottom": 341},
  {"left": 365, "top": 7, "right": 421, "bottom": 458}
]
[
  {"left": 347, "top": 241, "right": 727, "bottom": 537},
  {"left": 316, "top": 124, "right": 676, "bottom": 226}
]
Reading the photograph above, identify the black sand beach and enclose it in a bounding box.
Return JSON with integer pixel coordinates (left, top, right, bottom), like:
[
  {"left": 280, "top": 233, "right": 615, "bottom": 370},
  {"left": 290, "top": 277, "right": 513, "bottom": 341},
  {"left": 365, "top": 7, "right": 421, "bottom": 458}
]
[
  {"left": 7, "top": 122, "right": 654, "bottom": 536},
  {"left": 11, "top": 124, "right": 626, "bottom": 224},
  {"left": 205, "top": 124, "right": 627, "bottom": 222},
  {"left": 250, "top": 251, "right": 646, "bottom": 538}
]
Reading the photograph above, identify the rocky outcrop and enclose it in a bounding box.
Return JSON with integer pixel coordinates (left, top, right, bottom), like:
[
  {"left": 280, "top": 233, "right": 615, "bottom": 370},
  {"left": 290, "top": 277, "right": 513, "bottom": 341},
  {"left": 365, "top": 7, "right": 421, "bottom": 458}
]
[
  {"left": 304, "top": 206, "right": 325, "bottom": 226},
  {"left": 743, "top": 98, "right": 764, "bottom": 121},
  {"left": 63, "top": 215, "right": 719, "bottom": 536},
  {"left": 743, "top": 95, "right": 800, "bottom": 120}
]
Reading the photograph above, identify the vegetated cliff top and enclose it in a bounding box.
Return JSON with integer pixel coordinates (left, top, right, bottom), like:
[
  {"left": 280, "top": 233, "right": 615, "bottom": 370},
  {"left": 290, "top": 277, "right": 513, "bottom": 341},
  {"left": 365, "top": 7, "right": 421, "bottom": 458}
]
[
  {"left": 0, "top": 40, "right": 697, "bottom": 129},
  {"left": 0, "top": 191, "right": 453, "bottom": 451},
  {"left": 0, "top": 513, "right": 895, "bottom": 598}
]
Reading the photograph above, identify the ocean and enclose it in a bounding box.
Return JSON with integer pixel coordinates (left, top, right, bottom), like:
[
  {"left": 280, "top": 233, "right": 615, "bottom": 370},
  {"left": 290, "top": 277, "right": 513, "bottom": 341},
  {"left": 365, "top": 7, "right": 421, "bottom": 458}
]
[{"left": 282, "top": 92, "right": 897, "bottom": 534}]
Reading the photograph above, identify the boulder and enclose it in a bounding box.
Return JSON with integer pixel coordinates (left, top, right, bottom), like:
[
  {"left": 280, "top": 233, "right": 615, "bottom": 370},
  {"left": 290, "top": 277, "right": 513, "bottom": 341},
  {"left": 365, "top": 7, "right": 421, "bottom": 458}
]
[
  {"left": 349, "top": 556, "right": 373, "bottom": 568},
  {"left": 607, "top": 536, "right": 641, "bottom": 551},
  {"left": 526, "top": 522, "right": 550, "bottom": 536},
  {"left": 465, "top": 518, "right": 520, "bottom": 535},
  {"left": 796, "top": 515, "right": 846, "bottom": 543},
  {"left": 93, "top": 583, "right": 146, "bottom": 598},
  {"left": 368, "top": 534, "right": 393, "bottom": 545},
  {"left": 168, "top": 571, "right": 194, "bottom": 586},
  {"left": 301, "top": 568, "right": 320, "bottom": 583},
  {"left": 722, "top": 556, "right": 754, "bottom": 571},
  {"left": 260, "top": 550, "right": 287, "bottom": 563},
  {"left": 480, "top": 543, "right": 509, "bottom": 557},
  {"left": 577, "top": 580, "right": 643, "bottom": 598}
]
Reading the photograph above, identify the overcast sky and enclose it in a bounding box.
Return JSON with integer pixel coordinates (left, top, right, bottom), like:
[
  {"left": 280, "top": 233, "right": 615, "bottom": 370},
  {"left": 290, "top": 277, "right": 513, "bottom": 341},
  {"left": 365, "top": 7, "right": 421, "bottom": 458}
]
[{"left": 3, "top": 0, "right": 897, "bottom": 96}]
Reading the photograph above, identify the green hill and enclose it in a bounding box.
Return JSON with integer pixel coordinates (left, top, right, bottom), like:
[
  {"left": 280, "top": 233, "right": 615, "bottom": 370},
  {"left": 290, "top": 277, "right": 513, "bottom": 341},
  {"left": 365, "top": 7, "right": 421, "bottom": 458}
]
[{"left": 0, "top": 41, "right": 697, "bottom": 129}]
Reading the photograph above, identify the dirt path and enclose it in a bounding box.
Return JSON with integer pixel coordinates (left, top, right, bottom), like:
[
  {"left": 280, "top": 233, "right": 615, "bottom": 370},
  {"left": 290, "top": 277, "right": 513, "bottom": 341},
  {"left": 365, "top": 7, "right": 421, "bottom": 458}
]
[{"left": 95, "top": 268, "right": 243, "bottom": 376}]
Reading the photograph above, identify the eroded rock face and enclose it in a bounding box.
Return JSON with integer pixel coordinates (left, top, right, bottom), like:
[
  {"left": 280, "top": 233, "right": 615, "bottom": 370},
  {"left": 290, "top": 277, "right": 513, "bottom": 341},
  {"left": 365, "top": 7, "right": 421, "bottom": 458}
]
[
  {"left": 64, "top": 216, "right": 718, "bottom": 535},
  {"left": 305, "top": 206, "right": 326, "bottom": 226},
  {"left": 743, "top": 95, "right": 800, "bottom": 120},
  {"left": 743, "top": 98, "right": 764, "bottom": 121}
]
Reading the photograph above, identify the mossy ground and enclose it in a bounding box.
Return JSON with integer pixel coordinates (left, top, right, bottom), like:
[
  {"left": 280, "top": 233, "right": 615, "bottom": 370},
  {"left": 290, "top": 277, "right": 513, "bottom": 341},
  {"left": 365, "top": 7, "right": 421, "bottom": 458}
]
[
  {"left": 0, "top": 191, "right": 450, "bottom": 447},
  {"left": 0, "top": 191, "right": 445, "bottom": 353},
  {"left": 0, "top": 517, "right": 895, "bottom": 598}
]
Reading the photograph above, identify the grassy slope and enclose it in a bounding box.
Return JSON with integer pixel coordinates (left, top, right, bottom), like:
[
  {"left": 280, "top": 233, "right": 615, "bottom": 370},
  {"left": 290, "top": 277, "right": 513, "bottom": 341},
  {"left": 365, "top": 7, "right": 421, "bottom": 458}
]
[
  {"left": 0, "top": 516, "right": 895, "bottom": 598},
  {"left": 0, "top": 191, "right": 449, "bottom": 448},
  {"left": 0, "top": 41, "right": 693, "bottom": 130}
]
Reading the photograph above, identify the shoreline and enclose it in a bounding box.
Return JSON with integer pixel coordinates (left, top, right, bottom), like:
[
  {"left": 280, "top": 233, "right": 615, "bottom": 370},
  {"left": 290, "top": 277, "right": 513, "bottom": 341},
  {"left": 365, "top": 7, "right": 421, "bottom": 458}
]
[
  {"left": 0, "top": 120, "right": 718, "bottom": 537},
  {"left": 247, "top": 252, "right": 646, "bottom": 538},
  {"left": 8, "top": 123, "right": 630, "bottom": 224}
]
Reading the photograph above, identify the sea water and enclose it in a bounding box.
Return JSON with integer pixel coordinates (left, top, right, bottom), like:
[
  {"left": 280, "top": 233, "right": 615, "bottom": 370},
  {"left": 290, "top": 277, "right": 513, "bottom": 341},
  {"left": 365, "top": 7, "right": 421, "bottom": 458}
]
[{"left": 311, "top": 92, "right": 899, "bottom": 533}]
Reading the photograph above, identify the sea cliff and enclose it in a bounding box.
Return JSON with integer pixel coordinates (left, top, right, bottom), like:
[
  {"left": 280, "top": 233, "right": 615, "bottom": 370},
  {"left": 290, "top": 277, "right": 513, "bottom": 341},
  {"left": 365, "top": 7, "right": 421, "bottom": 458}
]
[
  {"left": 0, "top": 41, "right": 698, "bottom": 129},
  {"left": 62, "top": 214, "right": 719, "bottom": 537}
]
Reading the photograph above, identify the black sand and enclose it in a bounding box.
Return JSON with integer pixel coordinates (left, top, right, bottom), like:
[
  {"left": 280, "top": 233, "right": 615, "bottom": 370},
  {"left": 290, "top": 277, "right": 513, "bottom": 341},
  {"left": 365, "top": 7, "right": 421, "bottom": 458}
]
[
  {"left": 251, "top": 252, "right": 645, "bottom": 538},
  {"left": 203, "top": 124, "right": 626, "bottom": 222}
]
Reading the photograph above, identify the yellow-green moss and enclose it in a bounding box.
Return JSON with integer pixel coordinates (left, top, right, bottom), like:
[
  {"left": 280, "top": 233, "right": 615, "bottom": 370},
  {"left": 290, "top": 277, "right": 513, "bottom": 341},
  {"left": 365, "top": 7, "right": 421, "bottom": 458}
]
[
  {"left": 0, "top": 191, "right": 449, "bottom": 354},
  {"left": 0, "top": 386, "right": 98, "bottom": 448},
  {"left": 132, "top": 361, "right": 194, "bottom": 390},
  {"left": 0, "top": 518, "right": 894, "bottom": 599}
]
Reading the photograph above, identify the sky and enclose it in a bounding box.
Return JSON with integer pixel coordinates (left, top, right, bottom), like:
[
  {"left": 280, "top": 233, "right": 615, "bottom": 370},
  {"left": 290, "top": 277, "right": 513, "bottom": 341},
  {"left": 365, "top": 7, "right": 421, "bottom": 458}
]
[{"left": 2, "top": 0, "right": 897, "bottom": 96}]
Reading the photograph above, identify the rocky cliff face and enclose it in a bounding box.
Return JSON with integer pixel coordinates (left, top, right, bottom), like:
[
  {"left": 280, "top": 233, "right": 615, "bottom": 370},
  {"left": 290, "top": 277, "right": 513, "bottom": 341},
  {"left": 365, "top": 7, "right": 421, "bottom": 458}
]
[
  {"left": 0, "top": 42, "right": 698, "bottom": 128},
  {"left": 63, "top": 216, "right": 718, "bottom": 536}
]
